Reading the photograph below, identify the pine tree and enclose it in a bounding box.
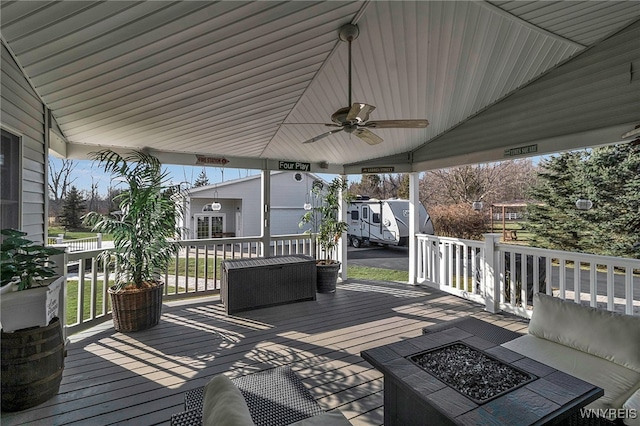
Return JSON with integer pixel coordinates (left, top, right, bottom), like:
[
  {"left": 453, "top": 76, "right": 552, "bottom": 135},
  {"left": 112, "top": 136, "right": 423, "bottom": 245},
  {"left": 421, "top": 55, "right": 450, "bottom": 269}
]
[
  {"left": 526, "top": 144, "right": 640, "bottom": 258},
  {"left": 193, "top": 168, "right": 209, "bottom": 187},
  {"left": 586, "top": 143, "right": 640, "bottom": 257},
  {"left": 60, "top": 186, "right": 86, "bottom": 231}
]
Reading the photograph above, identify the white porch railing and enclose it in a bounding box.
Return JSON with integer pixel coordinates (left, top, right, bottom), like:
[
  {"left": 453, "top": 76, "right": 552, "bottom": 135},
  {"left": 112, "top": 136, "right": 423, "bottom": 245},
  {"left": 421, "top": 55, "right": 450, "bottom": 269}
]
[
  {"left": 49, "top": 233, "right": 103, "bottom": 252},
  {"left": 416, "top": 233, "right": 640, "bottom": 318},
  {"left": 62, "top": 234, "right": 317, "bottom": 334}
]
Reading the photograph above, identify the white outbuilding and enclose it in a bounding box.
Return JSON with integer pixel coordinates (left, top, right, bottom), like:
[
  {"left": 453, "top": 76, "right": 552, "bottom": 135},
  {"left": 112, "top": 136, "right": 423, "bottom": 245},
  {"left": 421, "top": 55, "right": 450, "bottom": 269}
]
[{"left": 181, "top": 171, "right": 326, "bottom": 240}]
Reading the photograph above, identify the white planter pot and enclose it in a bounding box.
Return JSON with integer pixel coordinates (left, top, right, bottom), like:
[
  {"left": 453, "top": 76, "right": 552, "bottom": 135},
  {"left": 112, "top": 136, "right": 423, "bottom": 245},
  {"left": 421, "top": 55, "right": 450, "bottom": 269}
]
[{"left": 0, "top": 276, "right": 64, "bottom": 333}]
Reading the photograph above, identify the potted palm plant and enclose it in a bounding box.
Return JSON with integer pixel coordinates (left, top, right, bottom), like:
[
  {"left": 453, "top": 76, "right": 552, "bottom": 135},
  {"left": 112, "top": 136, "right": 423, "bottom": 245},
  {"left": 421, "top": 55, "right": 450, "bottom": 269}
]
[
  {"left": 1, "top": 229, "right": 65, "bottom": 412},
  {"left": 83, "top": 150, "right": 184, "bottom": 332},
  {"left": 300, "top": 177, "right": 351, "bottom": 293}
]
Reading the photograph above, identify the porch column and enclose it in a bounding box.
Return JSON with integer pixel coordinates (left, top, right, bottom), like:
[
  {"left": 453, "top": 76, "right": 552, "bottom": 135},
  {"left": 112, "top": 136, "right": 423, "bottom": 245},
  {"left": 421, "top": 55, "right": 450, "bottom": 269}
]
[
  {"left": 484, "top": 233, "right": 502, "bottom": 313},
  {"left": 260, "top": 170, "right": 271, "bottom": 257},
  {"left": 408, "top": 172, "right": 420, "bottom": 284},
  {"left": 338, "top": 174, "right": 348, "bottom": 281}
]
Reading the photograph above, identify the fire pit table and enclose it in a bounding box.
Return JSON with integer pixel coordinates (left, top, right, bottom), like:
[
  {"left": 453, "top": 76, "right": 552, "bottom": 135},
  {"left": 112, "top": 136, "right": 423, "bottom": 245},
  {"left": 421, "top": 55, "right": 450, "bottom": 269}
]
[{"left": 361, "top": 317, "right": 603, "bottom": 426}]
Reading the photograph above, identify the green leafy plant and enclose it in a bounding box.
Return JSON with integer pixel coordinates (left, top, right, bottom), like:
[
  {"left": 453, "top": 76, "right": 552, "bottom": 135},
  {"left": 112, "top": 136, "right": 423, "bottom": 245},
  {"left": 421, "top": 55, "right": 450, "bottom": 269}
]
[
  {"left": 300, "top": 177, "right": 352, "bottom": 264},
  {"left": 1, "top": 229, "right": 63, "bottom": 291},
  {"left": 83, "top": 150, "right": 185, "bottom": 291}
]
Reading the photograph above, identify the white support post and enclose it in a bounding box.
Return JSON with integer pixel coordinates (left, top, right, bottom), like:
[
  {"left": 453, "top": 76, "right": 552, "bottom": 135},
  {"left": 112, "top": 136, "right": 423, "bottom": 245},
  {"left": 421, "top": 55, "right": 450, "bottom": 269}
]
[
  {"left": 408, "top": 172, "right": 420, "bottom": 285},
  {"left": 260, "top": 169, "right": 271, "bottom": 257},
  {"left": 338, "top": 174, "right": 348, "bottom": 281},
  {"left": 50, "top": 247, "right": 69, "bottom": 346},
  {"left": 483, "top": 233, "right": 502, "bottom": 313}
]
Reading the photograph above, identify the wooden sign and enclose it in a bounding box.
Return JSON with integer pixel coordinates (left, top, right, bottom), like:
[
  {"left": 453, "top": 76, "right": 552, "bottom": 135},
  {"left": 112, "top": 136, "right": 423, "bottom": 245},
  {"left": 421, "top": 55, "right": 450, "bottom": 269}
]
[
  {"left": 504, "top": 144, "right": 537, "bottom": 157},
  {"left": 361, "top": 167, "right": 395, "bottom": 174},
  {"left": 196, "top": 156, "right": 229, "bottom": 165}
]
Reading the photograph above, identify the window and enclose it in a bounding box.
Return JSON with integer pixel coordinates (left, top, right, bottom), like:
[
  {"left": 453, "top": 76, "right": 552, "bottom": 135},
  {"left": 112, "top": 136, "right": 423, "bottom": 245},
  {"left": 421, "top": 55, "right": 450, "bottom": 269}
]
[
  {"left": 351, "top": 210, "right": 359, "bottom": 220},
  {"left": 372, "top": 213, "right": 380, "bottom": 224},
  {"left": 362, "top": 207, "right": 368, "bottom": 219},
  {"left": 1, "top": 129, "right": 20, "bottom": 230}
]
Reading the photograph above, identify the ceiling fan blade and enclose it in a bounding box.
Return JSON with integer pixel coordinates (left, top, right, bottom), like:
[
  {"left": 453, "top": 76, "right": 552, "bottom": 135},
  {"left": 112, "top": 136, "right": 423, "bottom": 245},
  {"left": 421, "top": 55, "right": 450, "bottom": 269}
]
[
  {"left": 354, "top": 128, "right": 383, "bottom": 145},
  {"left": 364, "top": 119, "right": 429, "bottom": 129},
  {"left": 302, "top": 127, "right": 344, "bottom": 144},
  {"left": 346, "top": 103, "right": 376, "bottom": 123}
]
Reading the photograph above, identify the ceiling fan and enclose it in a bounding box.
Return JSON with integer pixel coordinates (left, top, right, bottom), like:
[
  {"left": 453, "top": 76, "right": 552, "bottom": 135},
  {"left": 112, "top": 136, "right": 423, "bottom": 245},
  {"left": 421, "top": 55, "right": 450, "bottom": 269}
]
[{"left": 299, "top": 24, "right": 429, "bottom": 145}]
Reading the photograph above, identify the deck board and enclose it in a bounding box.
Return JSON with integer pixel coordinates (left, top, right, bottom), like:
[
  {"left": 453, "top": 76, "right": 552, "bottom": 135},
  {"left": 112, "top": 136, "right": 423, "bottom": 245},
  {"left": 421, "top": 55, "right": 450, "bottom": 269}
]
[{"left": 1, "top": 280, "right": 529, "bottom": 425}]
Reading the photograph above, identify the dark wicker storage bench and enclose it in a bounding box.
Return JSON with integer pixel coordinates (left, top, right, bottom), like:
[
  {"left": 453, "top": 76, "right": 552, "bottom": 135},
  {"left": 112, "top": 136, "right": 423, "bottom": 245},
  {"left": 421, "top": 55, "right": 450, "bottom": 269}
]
[{"left": 221, "top": 255, "right": 317, "bottom": 315}]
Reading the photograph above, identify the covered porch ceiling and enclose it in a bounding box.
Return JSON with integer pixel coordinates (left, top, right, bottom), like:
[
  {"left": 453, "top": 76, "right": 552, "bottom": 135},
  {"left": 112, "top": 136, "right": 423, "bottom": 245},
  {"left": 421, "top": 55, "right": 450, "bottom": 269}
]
[{"left": 1, "top": 1, "right": 639, "bottom": 173}]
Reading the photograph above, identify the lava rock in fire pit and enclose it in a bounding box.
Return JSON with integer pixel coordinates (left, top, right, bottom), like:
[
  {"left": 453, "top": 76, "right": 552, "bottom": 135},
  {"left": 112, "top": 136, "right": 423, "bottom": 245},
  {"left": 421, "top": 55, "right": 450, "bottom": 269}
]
[{"left": 410, "top": 342, "right": 535, "bottom": 403}]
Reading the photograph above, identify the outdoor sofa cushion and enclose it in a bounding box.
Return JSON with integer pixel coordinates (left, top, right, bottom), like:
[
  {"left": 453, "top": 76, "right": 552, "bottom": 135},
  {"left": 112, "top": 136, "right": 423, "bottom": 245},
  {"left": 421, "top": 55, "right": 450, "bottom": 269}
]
[
  {"left": 502, "top": 334, "right": 640, "bottom": 410},
  {"left": 527, "top": 293, "right": 640, "bottom": 373},
  {"left": 202, "top": 374, "right": 255, "bottom": 426}
]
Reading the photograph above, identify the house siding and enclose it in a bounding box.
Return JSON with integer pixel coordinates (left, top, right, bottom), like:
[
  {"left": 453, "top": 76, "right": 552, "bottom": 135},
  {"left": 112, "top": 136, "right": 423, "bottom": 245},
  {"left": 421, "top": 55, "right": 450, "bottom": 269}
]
[
  {"left": 1, "top": 43, "right": 47, "bottom": 242},
  {"left": 186, "top": 172, "right": 319, "bottom": 238}
]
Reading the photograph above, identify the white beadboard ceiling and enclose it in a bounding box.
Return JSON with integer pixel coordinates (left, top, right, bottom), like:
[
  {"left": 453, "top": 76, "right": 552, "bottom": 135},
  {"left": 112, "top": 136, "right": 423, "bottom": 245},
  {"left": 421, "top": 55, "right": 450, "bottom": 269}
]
[{"left": 1, "top": 1, "right": 639, "bottom": 170}]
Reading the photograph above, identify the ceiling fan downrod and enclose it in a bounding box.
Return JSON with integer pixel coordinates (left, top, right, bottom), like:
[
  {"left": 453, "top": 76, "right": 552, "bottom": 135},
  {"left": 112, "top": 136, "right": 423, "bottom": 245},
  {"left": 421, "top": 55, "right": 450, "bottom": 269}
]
[{"left": 339, "top": 24, "right": 359, "bottom": 108}]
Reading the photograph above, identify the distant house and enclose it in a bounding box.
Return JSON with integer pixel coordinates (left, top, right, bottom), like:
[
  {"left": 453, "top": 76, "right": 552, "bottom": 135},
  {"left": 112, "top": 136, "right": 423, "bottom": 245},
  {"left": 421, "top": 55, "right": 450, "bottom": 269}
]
[{"left": 181, "top": 171, "right": 326, "bottom": 239}]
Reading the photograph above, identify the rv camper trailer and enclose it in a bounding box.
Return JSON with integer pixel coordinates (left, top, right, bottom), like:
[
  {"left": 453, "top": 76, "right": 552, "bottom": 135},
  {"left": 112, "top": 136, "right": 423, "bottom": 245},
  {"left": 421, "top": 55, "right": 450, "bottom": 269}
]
[{"left": 347, "top": 197, "right": 434, "bottom": 248}]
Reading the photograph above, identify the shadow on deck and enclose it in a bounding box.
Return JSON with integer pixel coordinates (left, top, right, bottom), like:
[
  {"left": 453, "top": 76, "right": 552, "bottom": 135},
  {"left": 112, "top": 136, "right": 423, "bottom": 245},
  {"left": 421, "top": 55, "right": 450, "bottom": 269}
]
[{"left": 1, "top": 280, "right": 529, "bottom": 426}]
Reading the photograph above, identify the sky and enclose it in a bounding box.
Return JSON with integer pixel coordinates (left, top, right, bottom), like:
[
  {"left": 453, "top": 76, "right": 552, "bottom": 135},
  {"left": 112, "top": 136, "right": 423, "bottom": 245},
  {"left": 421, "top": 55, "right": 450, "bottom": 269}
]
[
  {"left": 51, "top": 155, "right": 547, "bottom": 197},
  {"left": 50, "top": 157, "right": 341, "bottom": 196}
]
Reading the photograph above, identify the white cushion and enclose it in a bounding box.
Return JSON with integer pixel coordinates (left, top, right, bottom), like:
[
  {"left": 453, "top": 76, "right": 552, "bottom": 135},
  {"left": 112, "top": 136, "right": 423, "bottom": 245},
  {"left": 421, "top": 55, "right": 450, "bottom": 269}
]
[
  {"left": 202, "top": 375, "right": 255, "bottom": 426},
  {"left": 503, "top": 334, "right": 640, "bottom": 410},
  {"left": 623, "top": 389, "right": 640, "bottom": 426},
  {"left": 290, "top": 411, "right": 352, "bottom": 425},
  {"left": 529, "top": 293, "right": 640, "bottom": 373}
]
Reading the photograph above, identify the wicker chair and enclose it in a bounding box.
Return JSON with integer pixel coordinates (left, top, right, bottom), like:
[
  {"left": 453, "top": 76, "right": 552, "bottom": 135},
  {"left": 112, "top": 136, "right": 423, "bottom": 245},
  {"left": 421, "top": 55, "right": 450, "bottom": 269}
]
[{"left": 171, "top": 366, "right": 326, "bottom": 426}]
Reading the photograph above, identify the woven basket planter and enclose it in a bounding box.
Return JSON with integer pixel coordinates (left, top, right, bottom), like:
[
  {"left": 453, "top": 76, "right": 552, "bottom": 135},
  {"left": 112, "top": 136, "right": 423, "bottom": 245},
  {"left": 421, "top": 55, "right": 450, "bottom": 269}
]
[
  {"left": 108, "top": 283, "right": 164, "bottom": 332},
  {"left": 316, "top": 262, "right": 340, "bottom": 294}
]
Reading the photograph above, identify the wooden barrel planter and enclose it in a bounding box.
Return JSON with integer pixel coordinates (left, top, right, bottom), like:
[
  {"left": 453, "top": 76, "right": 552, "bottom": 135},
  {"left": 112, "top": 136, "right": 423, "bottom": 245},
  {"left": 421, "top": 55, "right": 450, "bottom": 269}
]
[{"left": 1, "top": 318, "right": 65, "bottom": 412}]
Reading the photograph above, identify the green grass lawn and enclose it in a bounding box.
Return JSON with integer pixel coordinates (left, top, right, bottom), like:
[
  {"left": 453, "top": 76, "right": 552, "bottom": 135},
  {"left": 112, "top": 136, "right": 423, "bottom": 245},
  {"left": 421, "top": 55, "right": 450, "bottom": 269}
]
[
  {"left": 48, "top": 226, "right": 113, "bottom": 240},
  {"left": 347, "top": 265, "right": 408, "bottom": 282}
]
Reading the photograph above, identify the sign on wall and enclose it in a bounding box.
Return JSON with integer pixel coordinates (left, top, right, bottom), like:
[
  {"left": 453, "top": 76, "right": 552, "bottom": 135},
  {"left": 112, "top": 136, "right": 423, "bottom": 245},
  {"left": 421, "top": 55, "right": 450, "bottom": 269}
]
[
  {"left": 196, "top": 155, "right": 229, "bottom": 165},
  {"left": 361, "top": 166, "right": 395, "bottom": 174},
  {"left": 504, "top": 144, "right": 538, "bottom": 157},
  {"left": 278, "top": 161, "right": 310, "bottom": 171}
]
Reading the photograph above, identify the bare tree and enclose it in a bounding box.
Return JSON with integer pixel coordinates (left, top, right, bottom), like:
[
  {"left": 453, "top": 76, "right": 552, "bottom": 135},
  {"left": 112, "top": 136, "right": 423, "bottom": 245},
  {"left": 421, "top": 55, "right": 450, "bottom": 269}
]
[
  {"left": 48, "top": 159, "right": 78, "bottom": 219},
  {"left": 86, "top": 177, "right": 101, "bottom": 212},
  {"left": 419, "top": 159, "right": 538, "bottom": 208},
  {"left": 48, "top": 159, "right": 78, "bottom": 202}
]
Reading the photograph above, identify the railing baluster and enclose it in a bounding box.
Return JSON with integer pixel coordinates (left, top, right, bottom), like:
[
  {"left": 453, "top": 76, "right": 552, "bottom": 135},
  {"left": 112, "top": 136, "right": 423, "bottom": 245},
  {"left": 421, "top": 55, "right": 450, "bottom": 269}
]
[
  {"left": 589, "top": 264, "right": 597, "bottom": 308},
  {"left": 575, "top": 261, "right": 581, "bottom": 304},
  {"left": 90, "top": 257, "right": 97, "bottom": 320},
  {"left": 607, "top": 265, "right": 615, "bottom": 311},
  {"left": 626, "top": 267, "right": 634, "bottom": 315},
  {"left": 78, "top": 258, "right": 85, "bottom": 325}
]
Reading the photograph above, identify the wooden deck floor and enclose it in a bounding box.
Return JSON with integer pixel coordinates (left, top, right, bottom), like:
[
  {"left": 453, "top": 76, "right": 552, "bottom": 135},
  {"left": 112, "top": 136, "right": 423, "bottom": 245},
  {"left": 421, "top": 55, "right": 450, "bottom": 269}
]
[{"left": 1, "top": 280, "right": 529, "bottom": 426}]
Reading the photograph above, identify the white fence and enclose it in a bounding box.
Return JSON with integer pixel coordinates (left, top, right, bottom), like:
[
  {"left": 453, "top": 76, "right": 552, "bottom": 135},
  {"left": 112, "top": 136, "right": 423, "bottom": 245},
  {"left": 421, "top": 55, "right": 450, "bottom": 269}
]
[
  {"left": 49, "top": 233, "right": 103, "bottom": 252},
  {"left": 416, "top": 233, "right": 639, "bottom": 318},
  {"left": 57, "top": 231, "right": 638, "bottom": 335}
]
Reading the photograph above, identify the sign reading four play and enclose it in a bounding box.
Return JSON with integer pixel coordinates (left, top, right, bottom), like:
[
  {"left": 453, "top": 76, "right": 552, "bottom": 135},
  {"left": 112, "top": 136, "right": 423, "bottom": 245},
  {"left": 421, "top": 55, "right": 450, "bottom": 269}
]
[{"left": 279, "top": 161, "right": 310, "bottom": 171}]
